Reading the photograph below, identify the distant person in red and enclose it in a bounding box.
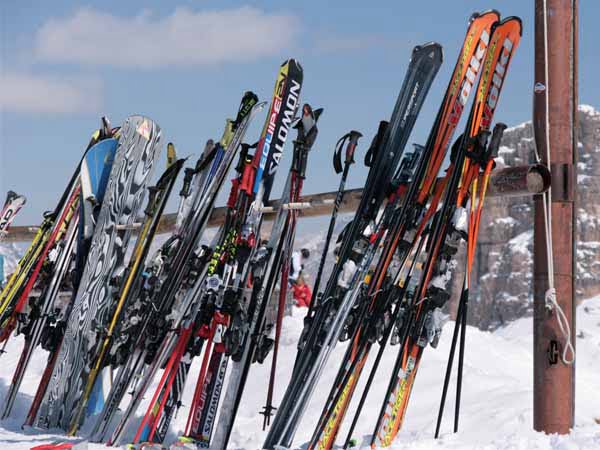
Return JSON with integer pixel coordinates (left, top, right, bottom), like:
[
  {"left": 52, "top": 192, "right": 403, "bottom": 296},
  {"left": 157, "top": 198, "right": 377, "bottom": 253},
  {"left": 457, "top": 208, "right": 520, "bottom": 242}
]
[
  {"left": 289, "top": 248, "right": 312, "bottom": 308},
  {"left": 292, "top": 281, "right": 312, "bottom": 308}
]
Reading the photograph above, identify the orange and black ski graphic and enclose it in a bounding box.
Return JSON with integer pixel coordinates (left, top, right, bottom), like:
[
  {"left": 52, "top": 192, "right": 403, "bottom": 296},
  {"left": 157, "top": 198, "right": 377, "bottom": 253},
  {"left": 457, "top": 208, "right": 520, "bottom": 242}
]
[{"left": 372, "top": 16, "right": 521, "bottom": 449}]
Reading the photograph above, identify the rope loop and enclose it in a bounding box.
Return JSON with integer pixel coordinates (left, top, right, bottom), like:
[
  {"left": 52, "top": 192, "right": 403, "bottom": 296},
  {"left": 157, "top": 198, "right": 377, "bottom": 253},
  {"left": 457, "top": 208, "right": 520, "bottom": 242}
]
[{"left": 545, "top": 287, "right": 576, "bottom": 365}]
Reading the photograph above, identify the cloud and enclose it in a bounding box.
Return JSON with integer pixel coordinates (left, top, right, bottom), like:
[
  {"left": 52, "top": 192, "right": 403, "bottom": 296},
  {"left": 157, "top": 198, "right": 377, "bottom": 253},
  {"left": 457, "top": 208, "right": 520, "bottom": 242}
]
[
  {"left": 0, "top": 72, "right": 102, "bottom": 114},
  {"left": 33, "top": 7, "right": 300, "bottom": 69}
]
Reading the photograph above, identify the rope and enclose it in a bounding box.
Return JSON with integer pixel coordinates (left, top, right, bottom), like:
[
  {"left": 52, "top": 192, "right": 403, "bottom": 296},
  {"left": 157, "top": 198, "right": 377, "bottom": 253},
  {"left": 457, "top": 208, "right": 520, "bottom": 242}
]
[
  {"left": 545, "top": 287, "right": 575, "bottom": 364},
  {"left": 533, "top": 0, "right": 575, "bottom": 365}
]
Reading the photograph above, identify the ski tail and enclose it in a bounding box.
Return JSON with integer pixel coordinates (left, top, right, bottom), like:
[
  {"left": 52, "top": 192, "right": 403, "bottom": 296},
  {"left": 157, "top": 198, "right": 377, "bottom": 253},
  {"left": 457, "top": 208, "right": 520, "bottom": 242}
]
[
  {"left": 371, "top": 347, "right": 423, "bottom": 448},
  {"left": 155, "top": 357, "right": 192, "bottom": 443},
  {"left": 310, "top": 351, "right": 368, "bottom": 450},
  {"left": 195, "top": 351, "right": 228, "bottom": 444},
  {"left": 133, "top": 327, "right": 192, "bottom": 444}
]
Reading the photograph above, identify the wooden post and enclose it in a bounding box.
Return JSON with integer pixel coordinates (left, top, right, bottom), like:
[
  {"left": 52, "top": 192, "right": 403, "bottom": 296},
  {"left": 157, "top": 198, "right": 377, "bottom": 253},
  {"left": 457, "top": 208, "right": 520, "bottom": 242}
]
[{"left": 533, "top": 0, "right": 577, "bottom": 434}]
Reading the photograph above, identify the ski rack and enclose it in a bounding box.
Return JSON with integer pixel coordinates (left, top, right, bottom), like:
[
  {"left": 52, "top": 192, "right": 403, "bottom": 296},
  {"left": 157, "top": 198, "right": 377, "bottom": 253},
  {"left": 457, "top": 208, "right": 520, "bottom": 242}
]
[
  {"left": 4, "top": 164, "right": 550, "bottom": 242},
  {"left": 260, "top": 201, "right": 322, "bottom": 213}
]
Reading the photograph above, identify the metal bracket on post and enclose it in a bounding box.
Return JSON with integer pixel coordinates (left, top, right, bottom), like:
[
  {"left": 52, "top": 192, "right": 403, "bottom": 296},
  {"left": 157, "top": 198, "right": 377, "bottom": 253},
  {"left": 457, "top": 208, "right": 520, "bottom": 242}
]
[
  {"left": 487, "top": 164, "right": 551, "bottom": 198},
  {"left": 547, "top": 340, "right": 559, "bottom": 365}
]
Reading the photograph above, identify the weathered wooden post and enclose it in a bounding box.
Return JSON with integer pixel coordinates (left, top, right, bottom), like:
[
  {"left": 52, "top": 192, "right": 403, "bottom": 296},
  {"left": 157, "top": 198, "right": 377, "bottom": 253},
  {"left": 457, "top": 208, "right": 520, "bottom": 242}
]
[{"left": 533, "top": 0, "right": 577, "bottom": 434}]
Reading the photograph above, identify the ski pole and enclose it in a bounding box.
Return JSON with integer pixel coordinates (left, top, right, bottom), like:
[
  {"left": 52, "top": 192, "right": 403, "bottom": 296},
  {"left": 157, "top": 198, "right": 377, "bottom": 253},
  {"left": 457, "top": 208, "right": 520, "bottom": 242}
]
[{"left": 308, "top": 130, "right": 361, "bottom": 316}]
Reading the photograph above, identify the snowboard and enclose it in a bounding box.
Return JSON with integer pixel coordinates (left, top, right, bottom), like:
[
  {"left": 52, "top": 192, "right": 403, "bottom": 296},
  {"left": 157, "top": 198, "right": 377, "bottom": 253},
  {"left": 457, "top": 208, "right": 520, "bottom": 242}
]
[{"left": 36, "top": 116, "right": 162, "bottom": 430}]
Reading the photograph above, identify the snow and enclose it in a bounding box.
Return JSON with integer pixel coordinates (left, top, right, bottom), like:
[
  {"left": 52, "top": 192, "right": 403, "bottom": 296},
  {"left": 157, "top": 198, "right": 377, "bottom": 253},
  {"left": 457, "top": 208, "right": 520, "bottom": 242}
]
[
  {"left": 493, "top": 217, "right": 517, "bottom": 227},
  {"left": 493, "top": 155, "right": 506, "bottom": 167},
  {"left": 498, "top": 145, "right": 516, "bottom": 155},
  {"left": 0, "top": 242, "right": 27, "bottom": 277},
  {"left": 579, "top": 104, "right": 599, "bottom": 116},
  {"left": 0, "top": 295, "right": 598, "bottom": 449},
  {"left": 508, "top": 230, "right": 533, "bottom": 255},
  {"left": 505, "top": 121, "right": 530, "bottom": 133}
]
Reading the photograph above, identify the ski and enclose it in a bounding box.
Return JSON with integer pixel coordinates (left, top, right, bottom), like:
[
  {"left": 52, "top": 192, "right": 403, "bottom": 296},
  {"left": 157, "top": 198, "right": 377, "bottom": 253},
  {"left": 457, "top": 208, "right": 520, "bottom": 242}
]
[
  {"left": 133, "top": 59, "right": 304, "bottom": 449},
  {"left": 95, "top": 92, "right": 262, "bottom": 445},
  {"left": 263, "top": 42, "right": 442, "bottom": 450},
  {"left": 212, "top": 102, "right": 317, "bottom": 450},
  {"left": 308, "top": 11, "right": 501, "bottom": 449},
  {"left": 0, "top": 190, "right": 81, "bottom": 419},
  {"left": 370, "top": 16, "right": 521, "bottom": 448},
  {"left": 0, "top": 121, "right": 113, "bottom": 324},
  {"left": 0, "top": 191, "right": 27, "bottom": 241}
]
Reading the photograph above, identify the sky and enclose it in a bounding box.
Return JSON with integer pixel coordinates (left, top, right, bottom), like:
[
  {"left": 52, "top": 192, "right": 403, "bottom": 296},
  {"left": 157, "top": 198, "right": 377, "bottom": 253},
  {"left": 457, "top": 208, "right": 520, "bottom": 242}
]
[{"left": 1, "top": 0, "right": 598, "bottom": 225}]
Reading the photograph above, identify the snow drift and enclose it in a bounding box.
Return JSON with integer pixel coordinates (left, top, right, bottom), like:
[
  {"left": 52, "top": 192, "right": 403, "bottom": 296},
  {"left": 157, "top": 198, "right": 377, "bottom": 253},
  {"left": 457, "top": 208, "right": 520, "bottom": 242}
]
[{"left": 0, "top": 296, "right": 598, "bottom": 449}]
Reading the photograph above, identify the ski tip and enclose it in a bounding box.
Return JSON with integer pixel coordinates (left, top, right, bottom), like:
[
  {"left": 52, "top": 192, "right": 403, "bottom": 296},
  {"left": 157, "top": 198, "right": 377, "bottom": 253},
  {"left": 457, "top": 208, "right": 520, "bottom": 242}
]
[
  {"left": 470, "top": 9, "right": 501, "bottom": 23},
  {"left": 498, "top": 15, "right": 523, "bottom": 36},
  {"left": 313, "top": 107, "right": 324, "bottom": 122},
  {"left": 167, "top": 143, "right": 177, "bottom": 166},
  {"left": 101, "top": 116, "right": 112, "bottom": 137},
  {"left": 282, "top": 58, "right": 303, "bottom": 72},
  {"left": 242, "top": 90, "right": 259, "bottom": 103},
  {"left": 122, "top": 115, "right": 161, "bottom": 144},
  {"left": 416, "top": 41, "right": 442, "bottom": 50},
  {"left": 412, "top": 42, "right": 443, "bottom": 65}
]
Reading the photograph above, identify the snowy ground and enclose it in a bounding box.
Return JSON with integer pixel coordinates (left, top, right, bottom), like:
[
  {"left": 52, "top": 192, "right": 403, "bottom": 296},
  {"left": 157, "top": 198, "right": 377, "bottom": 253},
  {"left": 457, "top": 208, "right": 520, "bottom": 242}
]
[{"left": 0, "top": 296, "right": 598, "bottom": 449}]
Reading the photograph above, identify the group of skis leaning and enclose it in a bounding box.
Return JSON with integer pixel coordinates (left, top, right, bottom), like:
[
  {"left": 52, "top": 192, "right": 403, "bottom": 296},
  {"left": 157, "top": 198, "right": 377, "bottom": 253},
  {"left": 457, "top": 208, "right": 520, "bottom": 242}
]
[{"left": 0, "top": 9, "right": 521, "bottom": 450}]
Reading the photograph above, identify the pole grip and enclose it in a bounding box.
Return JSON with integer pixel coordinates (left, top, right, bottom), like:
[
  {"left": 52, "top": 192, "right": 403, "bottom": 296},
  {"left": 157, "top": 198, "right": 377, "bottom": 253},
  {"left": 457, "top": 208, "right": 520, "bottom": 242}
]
[
  {"left": 487, "top": 122, "right": 507, "bottom": 159},
  {"left": 346, "top": 130, "right": 363, "bottom": 165}
]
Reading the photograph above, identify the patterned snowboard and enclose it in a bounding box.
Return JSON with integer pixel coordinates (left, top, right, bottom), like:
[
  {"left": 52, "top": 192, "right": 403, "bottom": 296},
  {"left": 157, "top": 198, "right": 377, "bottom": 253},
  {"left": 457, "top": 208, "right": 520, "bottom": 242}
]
[{"left": 36, "top": 116, "right": 162, "bottom": 430}]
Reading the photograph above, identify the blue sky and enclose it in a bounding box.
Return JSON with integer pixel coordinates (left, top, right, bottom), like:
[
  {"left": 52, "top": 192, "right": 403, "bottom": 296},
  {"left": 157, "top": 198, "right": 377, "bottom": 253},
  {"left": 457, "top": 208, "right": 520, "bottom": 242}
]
[{"left": 1, "top": 1, "right": 598, "bottom": 225}]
